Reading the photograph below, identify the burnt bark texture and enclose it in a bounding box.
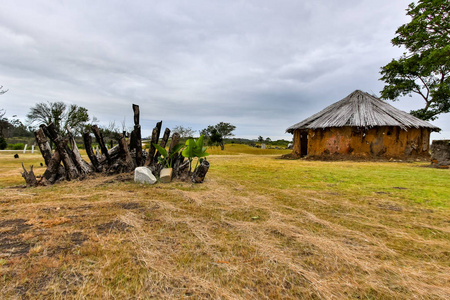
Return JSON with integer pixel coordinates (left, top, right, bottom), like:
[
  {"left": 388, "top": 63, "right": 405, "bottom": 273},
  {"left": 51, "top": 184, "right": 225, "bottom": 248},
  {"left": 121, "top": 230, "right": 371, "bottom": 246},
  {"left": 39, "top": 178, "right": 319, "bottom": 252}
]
[
  {"left": 67, "top": 126, "right": 93, "bottom": 177},
  {"left": 92, "top": 125, "right": 111, "bottom": 164},
  {"left": 145, "top": 122, "right": 162, "bottom": 167},
  {"left": 34, "top": 128, "right": 53, "bottom": 165},
  {"left": 21, "top": 163, "right": 37, "bottom": 187},
  {"left": 154, "top": 128, "right": 171, "bottom": 161},
  {"left": 40, "top": 150, "right": 65, "bottom": 185},
  {"left": 117, "top": 134, "right": 136, "bottom": 172},
  {"left": 83, "top": 132, "right": 101, "bottom": 172},
  {"left": 46, "top": 123, "right": 79, "bottom": 180},
  {"left": 191, "top": 160, "right": 210, "bottom": 183},
  {"left": 132, "top": 125, "right": 143, "bottom": 166}
]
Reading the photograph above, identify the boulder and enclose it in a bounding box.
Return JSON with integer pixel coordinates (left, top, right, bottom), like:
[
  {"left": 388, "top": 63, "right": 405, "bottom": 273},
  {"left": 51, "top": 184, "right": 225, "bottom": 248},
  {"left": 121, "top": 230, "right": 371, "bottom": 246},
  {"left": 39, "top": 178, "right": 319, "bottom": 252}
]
[
  {"left": 134, "top": 167, "right": 157, "bottom": 184},
  {"left": 430, "top": 140, "right": 450, "bottom": 169}
]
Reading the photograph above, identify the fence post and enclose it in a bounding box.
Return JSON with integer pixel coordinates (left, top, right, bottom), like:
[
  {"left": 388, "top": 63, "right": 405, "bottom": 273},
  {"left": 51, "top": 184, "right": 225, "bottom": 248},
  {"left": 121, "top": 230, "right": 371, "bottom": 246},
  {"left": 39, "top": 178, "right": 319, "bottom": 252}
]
[
  {"left": 23, "top": 144, "right": 28, "bottom": 154},
  {"left": 31, "top": 145, "right": 35, "bottom": 154}
]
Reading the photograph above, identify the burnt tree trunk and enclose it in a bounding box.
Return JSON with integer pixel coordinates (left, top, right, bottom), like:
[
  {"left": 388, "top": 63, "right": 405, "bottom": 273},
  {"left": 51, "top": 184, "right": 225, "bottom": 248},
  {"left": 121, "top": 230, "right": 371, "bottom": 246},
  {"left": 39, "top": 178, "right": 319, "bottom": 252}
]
[
  {"left": 134, "top": 125, "right": 143, "bottom": 166},
  {"left": 118, "top": 134, "right": 136, "bottom": 172},
  {"left": 92, "top": 125, "right": 111, "bottom": 164},
  {"left": 133, "top": 104, "right": 140, "bottom": 125},
  {"left": 176, "top": 160, "right": 190, "bottom": 181},
  {"left": 46, "top": 123, "right": 79, "bottom": 180},
  {"left": 21, "top": 163, "right": 37, "bottom": 187},
  {"left": 34, "top": 128, "right": 53, "bottom": 165},
  {"left": 145, "top": 122, "right": 162, "bottom": 167},
  {"left": 39, "top": 124, "right": 53, "bottom": 150},
  {"left": 191, "top": 160, "right": 210, "bottom": 183},
  {"left": 40, "top": 150, "right": 65, "bottom": 185},
  {"left": 83, "top": 132, "right": 101, "bottom": 172},
  {"left": 67, "top": 126, "right": 93, "bottom": 177},
  {"left": 154, "top": 128, "right": 171, "bottom": 162}
]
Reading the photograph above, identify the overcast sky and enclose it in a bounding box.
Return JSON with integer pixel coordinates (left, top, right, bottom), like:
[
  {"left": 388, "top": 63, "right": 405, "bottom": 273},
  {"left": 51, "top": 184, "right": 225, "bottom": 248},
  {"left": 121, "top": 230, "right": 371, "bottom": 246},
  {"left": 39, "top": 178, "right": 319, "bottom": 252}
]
[{"left": 0, "top": 0, "right": 448, "bottom": 140}]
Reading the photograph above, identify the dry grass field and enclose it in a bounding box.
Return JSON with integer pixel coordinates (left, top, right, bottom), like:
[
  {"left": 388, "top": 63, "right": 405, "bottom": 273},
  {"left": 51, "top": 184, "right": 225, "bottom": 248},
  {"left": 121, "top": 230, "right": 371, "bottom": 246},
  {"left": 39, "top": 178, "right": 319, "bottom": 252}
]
[{"left": 0, "top": 148, "right": 449, "bottom": 299}]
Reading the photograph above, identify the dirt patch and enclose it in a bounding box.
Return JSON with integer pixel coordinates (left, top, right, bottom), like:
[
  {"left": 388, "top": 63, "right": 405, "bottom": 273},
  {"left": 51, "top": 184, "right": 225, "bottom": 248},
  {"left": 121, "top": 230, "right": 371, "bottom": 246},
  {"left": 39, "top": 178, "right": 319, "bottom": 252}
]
[
  {"left": 0, "top": 219, "right": 32, "bottom": 237},
  {"left": 117, "top": 202, "right": 141, "bottom": 210},
  {"left": 0, "top": 238, "right": 32, "bottom": 256},
  {"left": 96, "top": 173, "right": 134, "bottom": 186},
  {"left": 70, "top": 232, "right": 88, "bottom": 246},
  {"left": 0, "top": 219, "right": 34, "bottom": 257},
  {"left": 96, "top": 220, "right": 132, "bottom": 234}
]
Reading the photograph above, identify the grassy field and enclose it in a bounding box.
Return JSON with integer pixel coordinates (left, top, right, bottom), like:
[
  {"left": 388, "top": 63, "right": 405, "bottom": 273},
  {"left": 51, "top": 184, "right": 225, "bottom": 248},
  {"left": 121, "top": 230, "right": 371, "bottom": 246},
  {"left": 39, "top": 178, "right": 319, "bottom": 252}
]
[{"left": 0, "top": 148, "right": 449, "bottom": 299}]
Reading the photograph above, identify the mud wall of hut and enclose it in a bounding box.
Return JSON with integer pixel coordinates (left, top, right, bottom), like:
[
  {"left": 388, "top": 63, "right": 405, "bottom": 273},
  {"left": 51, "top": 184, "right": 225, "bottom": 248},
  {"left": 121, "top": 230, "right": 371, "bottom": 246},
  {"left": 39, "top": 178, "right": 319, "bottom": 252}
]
[{"left": 293, "top": 126, "right": 431, "bottom": 158}]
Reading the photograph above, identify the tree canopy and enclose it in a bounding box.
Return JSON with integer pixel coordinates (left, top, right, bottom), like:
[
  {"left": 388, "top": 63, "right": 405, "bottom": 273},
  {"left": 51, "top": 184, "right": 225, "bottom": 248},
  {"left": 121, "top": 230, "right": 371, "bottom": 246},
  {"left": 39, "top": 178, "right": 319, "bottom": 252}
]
[
  {"left": 26, "top": 101, "right": 90, "bottom": 136},
  {"left": 200, "top": 122, "right": 236, "bottom": 150},
  {"left": 379, "top": 0, "right": 450, "bottom": 121},
  {"left": 172, "top": 125, "right": 195, "bottom": 139}
]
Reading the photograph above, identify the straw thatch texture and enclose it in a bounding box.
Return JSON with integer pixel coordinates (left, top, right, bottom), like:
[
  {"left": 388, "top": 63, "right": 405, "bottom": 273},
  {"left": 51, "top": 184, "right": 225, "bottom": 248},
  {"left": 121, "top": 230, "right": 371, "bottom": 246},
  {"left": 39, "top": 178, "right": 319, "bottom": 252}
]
[{"left": 286, "top": 90, "right": 439, "bottom": 133}]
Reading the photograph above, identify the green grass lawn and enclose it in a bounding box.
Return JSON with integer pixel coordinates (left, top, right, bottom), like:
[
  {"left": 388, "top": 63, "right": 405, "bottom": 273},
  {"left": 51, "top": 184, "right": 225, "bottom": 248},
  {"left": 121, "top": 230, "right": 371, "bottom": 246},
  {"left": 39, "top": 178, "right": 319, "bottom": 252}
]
[{"left": 1, "top": 149, "right": 449, "bottom": 299}]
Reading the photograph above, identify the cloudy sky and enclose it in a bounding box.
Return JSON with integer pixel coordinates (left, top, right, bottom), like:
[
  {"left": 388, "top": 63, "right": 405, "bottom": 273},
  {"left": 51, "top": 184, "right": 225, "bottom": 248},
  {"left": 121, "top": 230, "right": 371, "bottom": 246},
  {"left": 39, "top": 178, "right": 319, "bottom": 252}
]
[{"left": 0, "top": 0, "right": 448, "bottom": 140}]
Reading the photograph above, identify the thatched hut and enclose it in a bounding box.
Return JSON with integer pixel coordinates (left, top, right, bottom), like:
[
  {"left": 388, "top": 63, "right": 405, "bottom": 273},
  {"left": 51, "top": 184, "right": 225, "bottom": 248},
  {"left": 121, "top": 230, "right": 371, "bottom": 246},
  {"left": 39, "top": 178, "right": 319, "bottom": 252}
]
[{"left": 286, "top": 90, "right": 440, "bottom": 159}]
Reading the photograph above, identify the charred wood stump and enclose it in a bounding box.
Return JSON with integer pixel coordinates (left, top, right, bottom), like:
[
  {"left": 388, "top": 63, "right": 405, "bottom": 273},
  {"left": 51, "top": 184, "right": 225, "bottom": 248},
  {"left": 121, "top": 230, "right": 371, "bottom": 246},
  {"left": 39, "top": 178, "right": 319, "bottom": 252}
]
[
  {"left": 117, "top": 134, "right": 136, "bottom": 172},
  {"left": 39, "top": 124, "right": 53, "bottom": 150},
  {"left": 176, "top": 159, "right": 190, "bottom": 181},
  {"left": 83, "top": 132, "right": 101, "bottom": 172},
  {"left": 67, "top": 126, "right": 93, "bottom": 177},
  {"left": 40, "top": 150, "right": 65, "bottom": 185},
  {"left": 45, "top": 124, "right": 79, "bottom": 180},
  {"left": 154, "top": 128, "right": 171, "bottom": 162},
  {"left": 34, "top": 128, "right": 52, "bottom": 165},
  {"left": 133, "top": 104, "right": 140, "bottom": 125},
  {"left": 168, "top": 132, "right": 181, "bottom": 155},
  {"left": 145, "top": 122, "right": 162, "bottom": 167},
  {"left": 131, "top": 125, "right": 143, "bottom": 166},
  {"left": 92, "top": 125, "right": 111, "bottom": 164},
  {"left": 191, "top": 160, "right": 210, "bottom": 183},
  {"left": 21, "top": 163, "right": 38, "bottom": 187}
]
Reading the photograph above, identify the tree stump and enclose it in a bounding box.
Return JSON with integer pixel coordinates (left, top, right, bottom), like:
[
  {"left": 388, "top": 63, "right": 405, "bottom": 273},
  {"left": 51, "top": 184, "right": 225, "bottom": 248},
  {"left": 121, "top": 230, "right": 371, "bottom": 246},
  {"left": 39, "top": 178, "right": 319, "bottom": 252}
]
[
  {"left": 191, "top": 160, "right": 210, "bottom": 183},
  {"left": 21, "top": 163, "right": 37, "bottom": 187},
  {"left": 34, "top": 128, "right": 52, "bottom": 165}
]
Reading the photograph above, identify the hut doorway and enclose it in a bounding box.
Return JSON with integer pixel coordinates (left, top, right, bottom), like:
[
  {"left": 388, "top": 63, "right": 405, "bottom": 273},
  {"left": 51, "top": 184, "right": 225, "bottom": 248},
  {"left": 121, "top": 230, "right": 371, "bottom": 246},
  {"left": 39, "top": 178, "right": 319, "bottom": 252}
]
[{"left": 300, "top": 132, "right": 308, "bottom": 157}]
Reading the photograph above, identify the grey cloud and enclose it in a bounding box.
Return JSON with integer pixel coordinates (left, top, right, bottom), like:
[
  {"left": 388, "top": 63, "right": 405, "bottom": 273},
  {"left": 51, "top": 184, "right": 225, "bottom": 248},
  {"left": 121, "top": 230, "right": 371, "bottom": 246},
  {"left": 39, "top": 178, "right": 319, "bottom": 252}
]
[{"left": 0, "top": 0, "right": 448, "bottom": 140}]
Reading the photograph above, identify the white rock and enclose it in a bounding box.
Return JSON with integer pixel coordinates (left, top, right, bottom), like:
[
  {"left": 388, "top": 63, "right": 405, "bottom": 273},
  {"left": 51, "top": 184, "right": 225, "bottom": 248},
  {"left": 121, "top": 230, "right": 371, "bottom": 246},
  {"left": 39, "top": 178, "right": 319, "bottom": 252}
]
[{"left": 134, "top": 167, "right": 157, "bottom": 184}]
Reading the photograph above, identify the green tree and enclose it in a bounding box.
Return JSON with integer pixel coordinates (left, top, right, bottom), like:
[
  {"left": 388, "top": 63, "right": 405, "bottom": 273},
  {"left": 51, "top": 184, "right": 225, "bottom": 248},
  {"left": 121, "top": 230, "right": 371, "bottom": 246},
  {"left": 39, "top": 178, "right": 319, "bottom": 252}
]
[
  {"left": 200, "top": 122, "right": 236, "bottom": 150},
  {"left": 0, "top": 136, "right": 6, "bottom": 150},
  {"left": 26, "top": 101, "right": 90, "bottom": 136},
  {"left": 172, "top": 125, "right": 195, "bottom": 139},
  {"left": 257, "top": 136, "right": 264, "bottom": 143},
  {"left": 379, "top": 0, "right": 450, "bottom": 121},
  {"left": 0, "top": 109, "right": 8, "bottom": 138}
]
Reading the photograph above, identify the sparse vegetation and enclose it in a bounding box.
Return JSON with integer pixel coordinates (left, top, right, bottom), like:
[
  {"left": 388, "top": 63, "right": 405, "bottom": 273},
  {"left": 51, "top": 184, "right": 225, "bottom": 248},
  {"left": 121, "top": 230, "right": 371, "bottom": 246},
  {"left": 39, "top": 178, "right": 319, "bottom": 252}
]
[{"left": 0, "top": 151, "right": 449, "bottom": 299}]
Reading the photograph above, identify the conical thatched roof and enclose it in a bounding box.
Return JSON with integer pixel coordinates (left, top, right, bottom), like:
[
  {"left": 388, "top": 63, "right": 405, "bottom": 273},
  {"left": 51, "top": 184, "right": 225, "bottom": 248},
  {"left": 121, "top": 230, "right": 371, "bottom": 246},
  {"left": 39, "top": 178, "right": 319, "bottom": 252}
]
[{"left": 286, "top": 90, "right": 439, "bottom": 133}]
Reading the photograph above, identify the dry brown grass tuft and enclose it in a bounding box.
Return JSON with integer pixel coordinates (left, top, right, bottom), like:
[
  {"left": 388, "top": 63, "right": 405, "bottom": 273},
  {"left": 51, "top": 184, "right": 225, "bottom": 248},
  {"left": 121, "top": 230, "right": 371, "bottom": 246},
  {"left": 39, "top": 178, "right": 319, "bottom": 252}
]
[{"left": 0, "top": 153, "right": 449, "bottom": 298}]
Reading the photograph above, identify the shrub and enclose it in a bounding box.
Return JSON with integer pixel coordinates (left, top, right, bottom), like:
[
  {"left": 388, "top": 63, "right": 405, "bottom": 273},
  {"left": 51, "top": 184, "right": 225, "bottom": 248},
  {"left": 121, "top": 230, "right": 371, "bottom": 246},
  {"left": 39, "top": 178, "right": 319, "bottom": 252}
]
[
  {"left": 0, "top": 137, "right": 7, "bottom": 150},
  {"left": 10, "top": 143, "right": 25, "bottom": 150}
]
